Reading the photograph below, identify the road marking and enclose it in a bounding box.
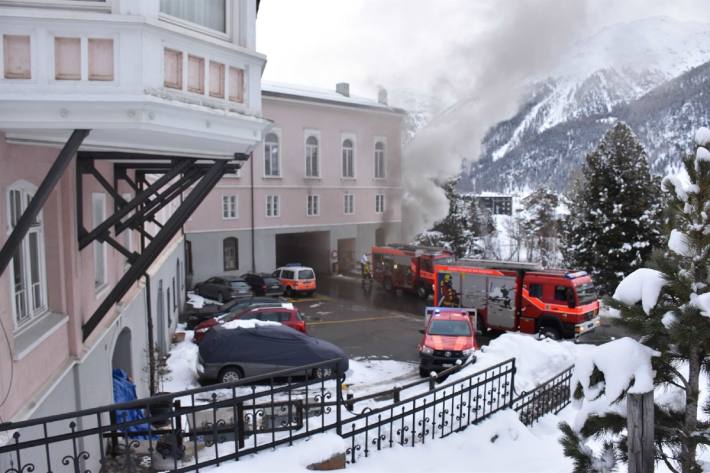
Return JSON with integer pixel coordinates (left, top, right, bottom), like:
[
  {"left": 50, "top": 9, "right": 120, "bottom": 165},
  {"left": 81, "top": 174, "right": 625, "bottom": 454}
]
[{"left": 309, "top": 315, "right": 405, "bottom": 326}]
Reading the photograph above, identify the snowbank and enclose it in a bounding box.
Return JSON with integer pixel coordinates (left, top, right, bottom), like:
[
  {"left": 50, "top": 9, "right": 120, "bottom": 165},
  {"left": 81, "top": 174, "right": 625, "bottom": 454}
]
[
  {"left": 162, "top": 330, "right": 200, "bottom": 392},
  {"left": 572, "top": 337, "right": 659, "bottom": 430},
  {"left": 221, "top": 319, "right": 281, "bottom": 330},
  {"left": 695, "top": 127, "right": 710, "bottom": 147},
  {"left": 200, "top": 433, "right": 347, "bottom": 473},
  {"left": 613, "top": 268, "right": 666, "bottom": 314},
  {"left": 668, "top": 229, "right": 691, "bottom": 257}
]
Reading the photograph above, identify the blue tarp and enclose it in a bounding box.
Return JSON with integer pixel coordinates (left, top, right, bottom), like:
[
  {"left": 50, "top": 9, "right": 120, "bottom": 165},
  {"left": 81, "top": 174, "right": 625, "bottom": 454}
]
[{"left": 112, "top": 368, "right": 154, "bottom": 438}]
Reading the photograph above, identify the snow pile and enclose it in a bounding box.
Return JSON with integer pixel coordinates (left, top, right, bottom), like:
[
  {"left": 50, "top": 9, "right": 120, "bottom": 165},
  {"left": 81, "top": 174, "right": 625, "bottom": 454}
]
[
  {"left": 162, "top": 330, "right": 200, "bottom": 392},
  {"left": 345, "top": 358, "right": 416, "bottom": 393},
  {"left": 187, "top": 292, "right": 206, "bottom": 309},
  {"left": 695, "top": 126, "right": 710, "bottom": 146},
  {"left": 572, "top": 337, "right": 659, "bottom": 430},
  {"left": 472, "top": 333, "right": 584, "bottom": 392},
  {"left": 668, "top": 229, "right": 691, "bottom": 257},
  {"left": 689, "top": 292, "right": 710, "bottom": 318},
  {"left": 613, "top": 268, "right": 666, "bottom": 314},
  {"left": 221, "top": 319, "right": 281, "bottom": 330},
  {"left": 201, "top": 432, "right": 347, "bottom": 473}
]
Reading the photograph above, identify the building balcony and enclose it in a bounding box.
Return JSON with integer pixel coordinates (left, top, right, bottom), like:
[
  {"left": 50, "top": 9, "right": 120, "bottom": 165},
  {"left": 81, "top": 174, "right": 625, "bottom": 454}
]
[{"left": 0, "top": 1, "right": 268, "bottom": 157}]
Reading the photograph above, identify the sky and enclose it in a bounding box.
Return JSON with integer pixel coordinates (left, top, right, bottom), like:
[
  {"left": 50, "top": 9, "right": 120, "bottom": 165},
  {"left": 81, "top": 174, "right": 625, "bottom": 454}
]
[{"left": 256, "top": 0, "right": 710, "bottom": 237}]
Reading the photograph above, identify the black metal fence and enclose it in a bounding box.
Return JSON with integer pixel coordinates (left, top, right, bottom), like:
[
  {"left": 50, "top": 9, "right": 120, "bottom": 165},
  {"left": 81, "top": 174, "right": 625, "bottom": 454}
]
[
  {"left": 0, "top": 358, "right": 573, "bottom": 472},
  {"left": 513, "top": 365, "right": 574, "bottom": 426},
  {"left": 0, "top": 359, "right": 343, "bottom": 473}
]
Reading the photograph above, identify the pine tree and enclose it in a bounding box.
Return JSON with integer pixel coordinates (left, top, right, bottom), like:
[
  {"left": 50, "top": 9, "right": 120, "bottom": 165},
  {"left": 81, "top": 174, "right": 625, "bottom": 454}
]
[
  {"left": 562, "top": 122, "right": 664, "bottom": 294},
  {"left": 521, "top": 188, "right": 560, "bottom": 266},
  {"left": 559, "top": 128, "right": 710, "bottom": 473},
  {"left": 413, "top": 177, "right": 469, "bottom": 256}
]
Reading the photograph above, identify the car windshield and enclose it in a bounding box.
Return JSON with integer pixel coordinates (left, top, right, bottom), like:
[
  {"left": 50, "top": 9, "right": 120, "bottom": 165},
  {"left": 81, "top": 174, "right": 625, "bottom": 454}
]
[
  {"left": 298, "top": 270, "right": 315, "bottom": 279},
  {"left": 428, "top": 320, "right": 471, "bottom": 337},
  {"left": 575, "top": 282, "right": 598, "bottom": 305}
]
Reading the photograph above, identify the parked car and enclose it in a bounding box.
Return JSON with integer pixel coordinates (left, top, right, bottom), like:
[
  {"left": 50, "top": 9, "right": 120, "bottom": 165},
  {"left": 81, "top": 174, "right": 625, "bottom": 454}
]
[
  {"left": 272, "top": 265, "right": 317, "bottom": 297},
  {"left": 241, "top": 273, "right": 284, "bottom": 296},
  {"left": 193, "top": 276, "right": 253, "bottom": 303},
  {"left": 418, "top": 308, "right": 478, "bottom": 377},
  {"left": 196, "top": 324, "right": 349, "bottom": 384},
  {"left": 193, "top": 305, "right": 303, "bottom": 343},
  {"left": 184, "top": 296, "right": 288, "bottom": 330}
]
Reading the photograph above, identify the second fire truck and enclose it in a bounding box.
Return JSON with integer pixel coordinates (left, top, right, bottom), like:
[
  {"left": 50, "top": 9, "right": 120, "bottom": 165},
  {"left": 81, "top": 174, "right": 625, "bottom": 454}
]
[
  {"left": 371, "top": 244, "right": 455, "bottom": 298},
  {"left": 434, "top": 259, "right": 600, "bottom": 339}
]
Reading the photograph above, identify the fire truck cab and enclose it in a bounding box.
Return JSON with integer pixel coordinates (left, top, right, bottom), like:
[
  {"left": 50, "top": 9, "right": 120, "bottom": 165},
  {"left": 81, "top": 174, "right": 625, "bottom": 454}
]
[
  {"left": 434, "top": 260, "right": 600, "bottom": 340},
  {"left": 371, "top": 244, "right": 455, "bottom": 298}
]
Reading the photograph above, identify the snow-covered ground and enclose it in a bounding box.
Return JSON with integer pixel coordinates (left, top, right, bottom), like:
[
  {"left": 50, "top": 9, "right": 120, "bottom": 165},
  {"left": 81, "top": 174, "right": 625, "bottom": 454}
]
[{"left": 164, "top": 309, "right": 708, "bottom": 472}]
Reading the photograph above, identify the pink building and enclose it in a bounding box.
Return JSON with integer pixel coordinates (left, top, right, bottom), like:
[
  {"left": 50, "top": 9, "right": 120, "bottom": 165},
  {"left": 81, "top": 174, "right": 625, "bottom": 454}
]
[
  {"left": 185, "top": 82, "right": 406, "bottom": 281},
  {"left": 0, "top": 1, "right": 268, "bottom": 470}
]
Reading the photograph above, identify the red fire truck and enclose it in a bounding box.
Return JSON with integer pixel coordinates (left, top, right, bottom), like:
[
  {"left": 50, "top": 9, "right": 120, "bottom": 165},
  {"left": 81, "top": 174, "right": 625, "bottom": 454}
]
[
  {"left": 371, "top": 244, "right": 455, "bottom": 298},
  {"left": 434, "top": 259, "right": 600, "bottom": 339}
]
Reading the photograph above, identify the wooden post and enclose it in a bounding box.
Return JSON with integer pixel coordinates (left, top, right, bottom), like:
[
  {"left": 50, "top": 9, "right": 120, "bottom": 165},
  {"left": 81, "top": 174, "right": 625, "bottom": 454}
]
[{"left": 627, "top": 391, "right": 654, "bottom": 473}]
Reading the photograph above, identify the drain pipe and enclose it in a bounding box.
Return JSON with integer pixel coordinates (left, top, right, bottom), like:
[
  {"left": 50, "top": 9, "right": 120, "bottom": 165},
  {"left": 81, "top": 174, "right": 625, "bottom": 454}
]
[
  {"left": 144, "top": 273, "right": 156, "bottom": 396},
  {"left": 250, "top": 152, "right": 256, "bottom": 273}
]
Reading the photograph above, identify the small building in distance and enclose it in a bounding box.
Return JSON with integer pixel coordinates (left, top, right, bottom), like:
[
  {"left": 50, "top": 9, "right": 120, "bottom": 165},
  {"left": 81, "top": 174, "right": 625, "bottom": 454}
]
[{"left": 471, "top": 193, "right": 514, "bottom": 216}]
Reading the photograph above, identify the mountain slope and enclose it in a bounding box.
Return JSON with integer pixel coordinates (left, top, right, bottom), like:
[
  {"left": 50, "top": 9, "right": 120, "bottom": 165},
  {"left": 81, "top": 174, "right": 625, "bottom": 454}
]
[{"left": 462, "top": 17, "right": 710, "bottom": 192}]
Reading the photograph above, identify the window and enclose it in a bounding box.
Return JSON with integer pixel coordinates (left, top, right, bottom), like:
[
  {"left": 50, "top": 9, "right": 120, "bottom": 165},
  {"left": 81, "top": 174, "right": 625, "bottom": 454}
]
[
  {"left": 529, "top": 283, "right": 542, "bottom": 298},
  {"left": 223, "top": 237, "right": 238, "bottom": 271},
  {"left": 305, "top": 135, "right": 319, "bottom": 177},
  {"left": 54, "top": 37, "right": 81, "bottom": 81},
  {"left": 307, "top": 195, "right": 320, "bottom": 216},
  {"left": 228, "top": 66, "right": 245, "bottom": 103},
  {"left": 554, "top": 285, "right": 568, "bottom": 302},
  {"left": 92, "top": 193, "right": 107, "bottom": 290},
  {"left": 282, "top": 269, "right": 295, "bottom": 279},
  {"left": 187, "top": 55, "right": 205, "bottom": 94},
  {"left": 264, "top": 133, "right": 280, "bottom": 177},
  {"left": 88, "top": 38, "right": 114, "bottom": 81},
  {"left": 375, "top": 194, "right": 385, "bottom": 213},
  {"left": 375, "top": 141, "right": 386, "bottom": 178},
  {"left": 209, "top": 61, "right": 225, "bottom": 98},
  {"left": 266, "top": 194, "right": 280, "bottom": 217},
  {"left": 7, "top": 185, "right": 47, "bottom": 327},
  {"left": 164, "top": 48, "right": 183, "bottom": 90},
  {"left": 160, "top": 0, "right": 227, "bottom": 33},
  {"left": 222, "top": 195, "right": 237, "bottom": 219},
  {"left": 344, "top": 193, "right": 354, "bottom": 215},
  {"left": 3, "top": 35, "right": 31, "bottom": 80},
  {"left": 342, "top": 138, "right": 354, "bottom": 178}
]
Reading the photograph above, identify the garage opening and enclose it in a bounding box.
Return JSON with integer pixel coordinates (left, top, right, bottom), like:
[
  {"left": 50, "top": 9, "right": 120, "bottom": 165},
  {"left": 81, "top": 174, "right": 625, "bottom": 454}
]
[
  {"left": 275, "top": 231, "right": 331, "bottom": 274},
  {"left": 112, "top": 327, "right": 133, "bottom": 378},
  {"left": 375, "top": 228, "right": 386, "bottom": 246}
]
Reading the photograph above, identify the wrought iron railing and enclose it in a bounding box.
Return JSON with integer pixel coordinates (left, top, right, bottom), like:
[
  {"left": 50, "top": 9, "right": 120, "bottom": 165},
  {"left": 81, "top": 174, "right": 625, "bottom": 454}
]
[
  {"left": 0, "top": 358, "right": 574, "bottom": 472},
  {"left": 0, "top": 359, "right": 343, "bottom": 473},
  {"left": 512, "top": 365, "right": 574, "bottom": 426}
]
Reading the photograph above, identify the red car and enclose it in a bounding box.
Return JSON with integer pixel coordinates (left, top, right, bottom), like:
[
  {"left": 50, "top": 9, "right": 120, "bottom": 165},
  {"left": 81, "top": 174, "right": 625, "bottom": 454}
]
[
  {"left": 194, "top": 306, "right": 307, "bottom": 343},
  {"left": 418, "top": 308, "right": 478, "bottom": 377}
]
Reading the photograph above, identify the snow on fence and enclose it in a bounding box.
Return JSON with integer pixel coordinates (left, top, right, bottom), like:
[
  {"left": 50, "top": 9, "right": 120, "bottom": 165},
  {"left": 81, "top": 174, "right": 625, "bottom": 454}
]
[{"left": 0, "top": 359, "right": 573, "bottom": 472}]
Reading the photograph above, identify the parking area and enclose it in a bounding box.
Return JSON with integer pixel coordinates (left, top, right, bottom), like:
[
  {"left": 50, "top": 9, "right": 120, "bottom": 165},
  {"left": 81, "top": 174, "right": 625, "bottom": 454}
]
[{"left": 289, "top": 275, "right": 628, "bottom": 363}]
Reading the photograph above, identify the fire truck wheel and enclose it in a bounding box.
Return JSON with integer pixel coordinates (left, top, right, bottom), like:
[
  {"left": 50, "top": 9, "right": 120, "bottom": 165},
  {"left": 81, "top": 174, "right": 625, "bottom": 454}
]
[
  {"left": 416, "top": 285, "right": 428, "bottom": 299},
  {"left": 538, "top": 325, "right": 561, "bottom": 341},
  {"left": 383, "top": 278, "right": 394, "bottom": 292}
]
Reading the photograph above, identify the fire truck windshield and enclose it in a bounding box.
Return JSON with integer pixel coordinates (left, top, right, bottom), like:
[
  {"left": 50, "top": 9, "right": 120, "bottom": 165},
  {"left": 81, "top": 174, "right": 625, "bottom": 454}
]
[
  {"left": 428, "top": 320, "right": 471, "bottom": 337},
  {"left": 575, "top": 282, "right": 598, "bottom": 305},
  {"left": 435, "top": 256, "right": 454, "bottom": 266}
]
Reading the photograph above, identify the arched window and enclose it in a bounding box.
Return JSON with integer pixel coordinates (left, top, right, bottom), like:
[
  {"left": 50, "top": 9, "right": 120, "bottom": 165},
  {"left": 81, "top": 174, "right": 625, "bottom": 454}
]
[
  {"left": 7, "top": 182, "right": 47, "bottom": 327},
  {"left": 375, "top": 141, "right": 385, "bottom": 178},
  {"left": 264, "top": 132, "right": 280, "bottom": 177},
  {"left": 223, "top": 237, "right": 238, "bottom": 271},
  {"left": 306, "top": 135, "right": 319, "bottom": 177},
  {"left": 342, "top": 138, "right": 354, "bottom": 178}
]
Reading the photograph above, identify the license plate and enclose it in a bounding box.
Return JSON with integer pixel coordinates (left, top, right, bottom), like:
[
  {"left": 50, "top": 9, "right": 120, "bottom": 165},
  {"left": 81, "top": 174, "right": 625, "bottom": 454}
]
[{"left": 441, "top": 363, "right": 453, "bottom": 368}]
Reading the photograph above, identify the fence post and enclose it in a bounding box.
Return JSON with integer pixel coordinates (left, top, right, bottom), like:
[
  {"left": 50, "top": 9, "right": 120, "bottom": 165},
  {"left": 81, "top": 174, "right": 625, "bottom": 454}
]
[
  {"left": 627, "top": 391, "right": 654, "bottom": 473},
  {"left": 336, "top": 373, "right": 344, "bottom": 436},
  {"left": 393, "top": 386, "right": 401, "bottom": 403}
]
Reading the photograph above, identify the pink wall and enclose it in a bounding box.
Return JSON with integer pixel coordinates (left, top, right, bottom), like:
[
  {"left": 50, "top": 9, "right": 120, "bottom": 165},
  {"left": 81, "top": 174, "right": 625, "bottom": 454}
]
[
  {"left": 0, "top": 135, "right": 138, "bottom": 420},
  {"left": 185, "top": 97, "right": 404, "bottom": 232}
]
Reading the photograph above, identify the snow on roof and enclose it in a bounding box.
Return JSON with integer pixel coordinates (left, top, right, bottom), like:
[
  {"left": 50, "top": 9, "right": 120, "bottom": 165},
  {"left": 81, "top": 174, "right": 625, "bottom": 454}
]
[
  {"left": 262, "top": 81, "right": 406, "bottom": 114},
  {"left": 221, "top": 319, "right": 281, "bottom": 330}
]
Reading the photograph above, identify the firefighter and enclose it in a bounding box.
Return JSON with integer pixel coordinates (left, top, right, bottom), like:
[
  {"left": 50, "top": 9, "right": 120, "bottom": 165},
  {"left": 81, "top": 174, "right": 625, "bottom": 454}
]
[{"left": 438, "top": 273, "right": 460, "bottom": 307}]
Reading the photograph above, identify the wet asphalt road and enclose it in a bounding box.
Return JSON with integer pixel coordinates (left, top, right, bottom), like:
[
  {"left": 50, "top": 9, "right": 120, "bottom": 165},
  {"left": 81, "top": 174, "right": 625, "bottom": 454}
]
[{"left": 292, "top": 275, "right": 629, "bottom": 363}]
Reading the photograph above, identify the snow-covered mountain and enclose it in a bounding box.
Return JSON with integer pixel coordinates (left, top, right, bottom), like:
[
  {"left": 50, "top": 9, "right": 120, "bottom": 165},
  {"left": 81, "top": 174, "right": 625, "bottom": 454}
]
[{"left": 461, "top": 16, "right": 710, "bottom": 193}]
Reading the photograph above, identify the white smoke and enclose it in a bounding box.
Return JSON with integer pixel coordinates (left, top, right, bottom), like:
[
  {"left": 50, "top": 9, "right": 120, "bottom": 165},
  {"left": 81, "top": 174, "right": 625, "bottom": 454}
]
[{"left": 402, "top": 0, "right": 599, "bottom": 239}]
